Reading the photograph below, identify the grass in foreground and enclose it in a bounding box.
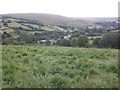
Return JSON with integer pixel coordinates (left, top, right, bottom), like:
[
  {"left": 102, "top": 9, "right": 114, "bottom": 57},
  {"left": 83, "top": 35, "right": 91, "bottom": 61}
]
[{"left": 2, "top": 45, "right": 118, "bottom": 88}]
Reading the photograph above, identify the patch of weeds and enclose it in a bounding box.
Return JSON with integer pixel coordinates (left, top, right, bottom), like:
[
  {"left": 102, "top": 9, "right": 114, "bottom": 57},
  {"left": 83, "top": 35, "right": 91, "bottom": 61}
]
[
  {"left": 23, "top": 59, "right": 29, "bottom": 64},
  {"left": 49, "top": 66, "right": 63, "bottom": 75},
  {"left": 17, "top": 55, "right": 21, "bottom": 58},
  {"left": 50, "top": 75, "right": 69, "bottom": 88},
  {"left": 34, "top": 64, "right": 46, "bottom": 76},
  {"left": 107, "top": 64, "right": 118, "bottom": 74},
  {"left": 22, "top": 53, "right": 27, "bottom": 56}
]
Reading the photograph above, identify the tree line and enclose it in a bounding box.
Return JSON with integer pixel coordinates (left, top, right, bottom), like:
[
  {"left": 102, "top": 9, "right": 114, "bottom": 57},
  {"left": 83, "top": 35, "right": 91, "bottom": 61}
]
[
  {"left": 1, "top": 31, "right": 120, "bottom": 49},
  {"left": 57, "top": 31, "right": 119, "bottom": 49}
]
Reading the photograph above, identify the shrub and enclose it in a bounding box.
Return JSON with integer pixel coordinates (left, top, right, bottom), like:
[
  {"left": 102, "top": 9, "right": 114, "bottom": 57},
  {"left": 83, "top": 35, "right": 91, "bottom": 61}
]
[
  {"left": 92, "top": 38, "right": 101, "bottom": 47},
  {"left": 78, "top": 35, "right": 89, "bottom": 47},
  {"left": 99, "top": 31, "right": 120, "bottom": 49},
  {"left": 34, "top": 65, "right": 46, "bottom": 76},
  {"left": 50, "top": 75, "right": 69, "bottom": 88},
  {"left": 71, "top": 38, "right": 78, "bottom": 47}
]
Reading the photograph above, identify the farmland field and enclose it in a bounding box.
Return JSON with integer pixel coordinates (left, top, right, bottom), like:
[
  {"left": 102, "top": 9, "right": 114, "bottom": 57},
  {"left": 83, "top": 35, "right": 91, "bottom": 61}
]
[{"left": 2, "top": 45, "right": 118, "bottom": 88}]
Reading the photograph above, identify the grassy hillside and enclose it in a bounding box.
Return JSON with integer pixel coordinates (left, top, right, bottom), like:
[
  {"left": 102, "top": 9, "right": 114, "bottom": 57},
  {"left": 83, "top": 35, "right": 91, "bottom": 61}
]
[
  {"left": 79, "top": 17, "right": 117, "bottom": 23},
  {"left": 2, "top": 13, "right": 91, "bottom": 27},
  {"left": 1, "top": 16, "right": 56, "bottom": 38},
  {"left": 1, "top": 14, "right": 118, "bottom": 42},
  {"left": 2, "top": 45, "right": 118, "bottom": 88}
]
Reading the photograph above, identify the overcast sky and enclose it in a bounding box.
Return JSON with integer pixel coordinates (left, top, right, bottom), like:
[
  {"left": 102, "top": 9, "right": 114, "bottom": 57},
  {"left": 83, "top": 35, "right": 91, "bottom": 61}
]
[{"left": 0, "top": 0, "right": 119, "bottom": 17}]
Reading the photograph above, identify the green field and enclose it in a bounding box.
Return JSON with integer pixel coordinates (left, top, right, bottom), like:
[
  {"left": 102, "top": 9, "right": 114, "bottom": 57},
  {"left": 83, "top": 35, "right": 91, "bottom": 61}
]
[
  {"left": 88, "top": 35, "right": 102, "bottom": 44},
  {"left": 7, "top": 22, "right": 32, "bottom": 30},
  {"left": 88, "top": 35, "right": 102, "bottom": 39},
  {"left": 2, "top": 45, "right": 118, "bottom": 88}
]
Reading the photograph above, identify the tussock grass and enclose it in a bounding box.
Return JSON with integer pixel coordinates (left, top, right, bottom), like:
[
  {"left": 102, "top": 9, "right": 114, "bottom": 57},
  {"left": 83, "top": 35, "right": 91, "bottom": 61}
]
[{"left": 2, "top": 45, "right": 118, "bottom": 88}]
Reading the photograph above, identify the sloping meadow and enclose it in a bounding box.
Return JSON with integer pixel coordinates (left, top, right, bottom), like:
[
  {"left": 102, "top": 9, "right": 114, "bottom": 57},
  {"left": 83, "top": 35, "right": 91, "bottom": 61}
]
[{"left": 2, "top": 45, "right": 118, "bottom": 88}]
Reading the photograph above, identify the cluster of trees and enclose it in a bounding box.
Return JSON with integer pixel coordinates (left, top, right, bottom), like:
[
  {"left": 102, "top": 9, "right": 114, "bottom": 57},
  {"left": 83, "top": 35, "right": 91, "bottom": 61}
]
[
  {"left": 57, "top": 36, "right": 89, "bottom": 47},
  {"left": 93, "top": 31, "right": 119, "bottom": 49},
  {"left": 58, "top": 31, "right": 119, "bottom": 49},
  {"left": 34, "top": 31, "right": 67, "bottom": 40},
  {"left": 96, "top": 21, "right": 118, "bottom": 29},
  {"left": 2, "top": 32, "right": 25, "bottom": 45},
  {"left": 2, "top": 31, "right": 119, "bottom": 49}
]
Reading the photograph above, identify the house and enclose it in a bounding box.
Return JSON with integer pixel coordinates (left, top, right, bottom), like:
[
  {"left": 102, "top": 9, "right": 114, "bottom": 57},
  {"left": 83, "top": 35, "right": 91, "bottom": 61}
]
[{"left": 64, "top": 35, "right": 71, "bottom": 39}]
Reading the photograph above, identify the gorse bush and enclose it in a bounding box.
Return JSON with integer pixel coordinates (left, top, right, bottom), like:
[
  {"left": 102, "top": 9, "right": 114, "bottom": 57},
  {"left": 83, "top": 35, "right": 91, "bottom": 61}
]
[{"left": 50, "top": 75, "right": 69, "bottom": 88}]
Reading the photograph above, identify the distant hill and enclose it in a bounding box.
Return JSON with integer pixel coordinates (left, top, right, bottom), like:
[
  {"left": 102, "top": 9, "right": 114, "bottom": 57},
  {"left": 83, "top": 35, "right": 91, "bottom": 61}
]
[
  {"left": 1, "top": 13, "right": 93, "bottom": 27},
  {"left": 0, "top": 13, "right": 118, "bottom": 46},
  {"left": 79, "top": 17, "right": 117, "bottom": 22}
]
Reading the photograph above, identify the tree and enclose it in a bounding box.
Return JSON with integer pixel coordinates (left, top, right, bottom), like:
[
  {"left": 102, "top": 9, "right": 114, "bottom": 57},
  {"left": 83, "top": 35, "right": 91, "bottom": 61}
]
[
  {"left": 71, "top": 38, "right": 78, "bottom": 47},
  {"left": 2, "top": 38, "right": 19, "bottom": 45},
  {"left": 19, "top": 31, "right": 35, "bottom": 44},
  {"left": 18, "top": 26, "right": 23, "bottom": 30},
  {"left": 3, "top": 22, "right": 8, "bottom": 27},
  {"left": 78, "top": 35, "right": 89, "bottom": 47},
  {"left": 92, "top": 38, "right": 101, "bottom": 47},
  {"left": 2, "top": 32, "right": 12, "bottom": 39},
  {"left": 99, "top": 31, "right": 119, "bottom": 49},
  {"left": 8, "top": 20, "right": 11, "bottom": 23},
  {"left": 57, "top": 39, "right": 71, "bottom": 47}
]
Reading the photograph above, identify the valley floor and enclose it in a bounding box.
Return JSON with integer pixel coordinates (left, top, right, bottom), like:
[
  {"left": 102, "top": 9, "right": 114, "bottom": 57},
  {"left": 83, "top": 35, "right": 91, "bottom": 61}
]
[{"left": 2, "top": 45, "right": 118, "bottom": 88}]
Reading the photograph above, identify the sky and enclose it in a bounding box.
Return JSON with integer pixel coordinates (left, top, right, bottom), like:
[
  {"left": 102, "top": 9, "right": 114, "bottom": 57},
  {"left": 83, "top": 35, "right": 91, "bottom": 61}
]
[{"left": 0, "top": 0, "right": 119, "bottom": 17}]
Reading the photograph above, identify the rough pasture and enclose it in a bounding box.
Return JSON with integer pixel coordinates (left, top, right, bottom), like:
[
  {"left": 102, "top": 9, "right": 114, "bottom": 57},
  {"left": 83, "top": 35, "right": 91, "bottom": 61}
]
[{"left": 2, "top": 45, "right": 118, "bottom": 88}]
